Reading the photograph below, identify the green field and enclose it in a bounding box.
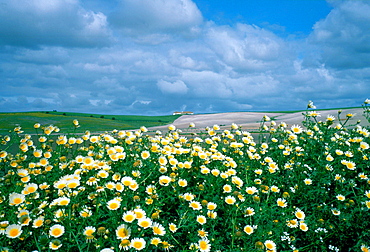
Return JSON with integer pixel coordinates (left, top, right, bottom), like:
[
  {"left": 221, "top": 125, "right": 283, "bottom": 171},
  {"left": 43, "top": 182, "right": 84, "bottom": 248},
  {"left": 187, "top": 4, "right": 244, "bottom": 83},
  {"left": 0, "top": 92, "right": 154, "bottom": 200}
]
[{"left": 0, "top": 111, "right": 181, "bottom": 135}]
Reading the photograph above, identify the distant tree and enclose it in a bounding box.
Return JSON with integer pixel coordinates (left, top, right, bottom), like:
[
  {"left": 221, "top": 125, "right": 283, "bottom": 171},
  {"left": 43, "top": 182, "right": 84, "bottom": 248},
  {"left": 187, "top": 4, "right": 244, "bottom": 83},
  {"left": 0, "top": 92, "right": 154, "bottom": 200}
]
[
  {"left": 90, "top": 115, "right": 94, "bottom": 117},
  {"left": 100, "top": 115, "right": 104, "bottom": 119},
  {"left": 112, "top": 117, "right": 115, "bottom": 120}
]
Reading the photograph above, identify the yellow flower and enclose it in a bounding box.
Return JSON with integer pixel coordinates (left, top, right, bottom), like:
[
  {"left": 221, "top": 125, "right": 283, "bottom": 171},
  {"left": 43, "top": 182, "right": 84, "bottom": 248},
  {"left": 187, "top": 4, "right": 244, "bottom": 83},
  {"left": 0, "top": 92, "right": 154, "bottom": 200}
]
[
  {"left": 141, "top": 151, "right": 150, "bottom": 159},
  {"left": 49, "top": 239, "right": 62, "bottom": 250},
  {"left": 83, "top": 226, "right": 96, "bottom": 241},
  {"left": 223, "top": 184, "right": 232, "bottom": 193},
  {"left": 225, "top": 196, "right": 236, "bottom": 205},
  {"left": 49, "top": 224, "right": 65, "bottom": 238},
  {"left": 304, "top": 179, "right": 312, "bottom": 185},
  {"left": 57, "top": 197, "right": 70, "bottom": 206},
  {"left": 277, "top": 198, "right": 287, "bottom": 208},
  {"left": 207, "top": 202, "right": 217, "bottom": 211},
  {"left": 32, "top": 216, "right": 44, "bottom": 228},
  {"left": 178, "top": 179, "right": 188, "bottom": 187},
  {"left": 6, "top": 224, "right": 22, "bottom": 238},
  {"left": 116, "top": 224, "right": 131, "bottom": 240},
  {"left": 264, "top": 240, "right": 276, "bottom": 250},
  {"left": 107, "top": 199, "right": 121, "bottom": 211},
  {"left": 336, "top": 194, "right": 345, "bottom": 201},
  {"left": 152, "top": 222, "right": 166, "bottom": 236},
  {"left": 9, "top": 193, "right": 25, "bottom": 206},
  {"left": 299, "top": 222, "right": 309, "bottom": 231},
  {"left": 291, "top": 125, "right": 303, "bottom": 134},
  {"left": 198, "top": 238, "right": 211, "bottom": 252},
  {"left": 196, "top": 215, "right": 207, "bottom": 225},
  {"left": 159, "top": 175, "right": 171, "bottom": 186},
  {"left": 137, "top": 217, "right": 152, "bottom": 229},
  {"left": 295, "top": 209, "right": 305, "bottom": 220},
  {"left": 130, "top": 237, "right": 146, "bottom": 250},
  {"left": 189, "top": 201, "right": 202, "bottom": 210},
  {"left": 243, "top": 225, "right": 254, "bottom": 235},
  {"left": 151, "top": 237, "right": 162, "bottom": 246},
  {"left": 133, "top": 208, "right": 146, "bottom": 219},
  {"left": 169, "top": 223, "right": 178, "bottom": 233}
]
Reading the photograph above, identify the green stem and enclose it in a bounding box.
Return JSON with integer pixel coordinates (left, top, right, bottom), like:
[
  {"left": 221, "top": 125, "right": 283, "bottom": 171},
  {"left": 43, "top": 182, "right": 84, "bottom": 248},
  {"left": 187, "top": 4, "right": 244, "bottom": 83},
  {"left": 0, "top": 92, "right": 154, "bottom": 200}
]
[
  {"left": 33, "top": 234, "right": 42, "bottom": 251},
  {"left": 70, "top": 229, "right": 84, "bottom": 252}
]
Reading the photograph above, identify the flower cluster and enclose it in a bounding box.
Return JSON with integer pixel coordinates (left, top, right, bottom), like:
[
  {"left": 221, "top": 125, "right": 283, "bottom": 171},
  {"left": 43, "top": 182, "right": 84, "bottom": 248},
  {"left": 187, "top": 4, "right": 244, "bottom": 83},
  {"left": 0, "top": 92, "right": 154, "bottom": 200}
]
[{"left": 0, "top": 101, "right": 369, "bottom": 251}]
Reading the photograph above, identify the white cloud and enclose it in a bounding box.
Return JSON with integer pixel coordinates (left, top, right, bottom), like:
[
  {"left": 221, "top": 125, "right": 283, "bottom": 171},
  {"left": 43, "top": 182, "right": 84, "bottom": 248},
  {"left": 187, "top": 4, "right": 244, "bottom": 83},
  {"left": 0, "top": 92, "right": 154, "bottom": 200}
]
[
  {"left": 205, "top": 23, "right": 288, "bottom": 72},
  {"left": 309, "top": 0, "right": 370, "bottom": 69},
  {"left": 110, "top": 0, "right": 203, "bottom": 36},
  {"left": 0, "top": 0, "right": 112, "bottom": 48},
  {"left": 157, "top": 80, "right": 189, "bottom": 95},
  {"left": 0, "top": 0, "right": 369, "bottom": 115}
]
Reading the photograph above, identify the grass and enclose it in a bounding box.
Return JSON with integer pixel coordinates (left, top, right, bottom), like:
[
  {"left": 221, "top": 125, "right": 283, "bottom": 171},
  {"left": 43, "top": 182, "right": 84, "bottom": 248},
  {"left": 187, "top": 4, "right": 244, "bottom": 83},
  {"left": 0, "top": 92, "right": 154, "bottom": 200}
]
[{"left": 0, "top": 111, "right": 181, "bottom": 135}]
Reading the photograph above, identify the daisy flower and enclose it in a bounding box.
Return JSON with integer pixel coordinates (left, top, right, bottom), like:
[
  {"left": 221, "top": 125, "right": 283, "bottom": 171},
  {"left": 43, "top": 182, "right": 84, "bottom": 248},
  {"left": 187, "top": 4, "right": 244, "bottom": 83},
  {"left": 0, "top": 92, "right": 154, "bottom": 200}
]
[
  {"left": 151, "top": 237, "right": 162, "bottom": 246},
  {"left": 130, "top": 238, "right": 146, "bottom": 250},
  {"left": 277, "top": 198, "right": 288, "bottom": 208},
  {"left": 291, "top": 125, "right": 303, "bottom": 134},
  {"left": 243, "top": 225, "right": 255, "bottom": 235},
  {"left": 152, "top": 222, "right": 166, "bottom": 236},
  {"left": 304, "top": 179, "right": 312, "bottom": 185},
  {"left": 207, "top": 211, "right": 217, "bottom": 219},
  {"left": 133, "top": 208, "right": 146, "bottom": 219},
  {"left": 225, "top": 196, "right": 236, "bottom": 205},
  {"left": 264, "top": 240, "right": 276, "bottom": 250},
  {"left": 189, "top": 201, "right": 202, "bottom": 210},
  {"left": 9, "top": 193, "right": 25, "bottom": 206},
  {"left": 196, "top": 215, "right": 207, "bottom": 225},
  {"left": 83, "top": 226, "right": 96, "bottom": 241},
  {"left": 207, "top": 202, "right": 217, "bottom": 211},
  {"left": 169, "top": 223, "right": 178, "bottom": 233},
  {"left": 6, "top": 224, "right": 22, "bottom": 239},
  {"left": 49, "top": 224, "right": 65, "bottom": 238},
  {"left": 159, "top": 175, "right": 171, "bottom": 186},
  {"left": 137, "top": 217, "right": 152, "bottom": 229},
  {"left": 245, "top": 207, "right": 255, "bottom": 216},
  {"left": 32, "top": 216, "right": 44, "bottom": 228},
  {"left": 295, "top": 209, "right": 306, "bottom": 220},
  {"left": 122, "top": 211, "right": 136, "bottom": 223},
  {"left": 178, "top": 179, "right": 188, "bottom": 187},
  {"left": 245, "top": 186, "right": 258, "bottom": 195},
  {"left": 119, "top": 239, "right": 131, "bottom": 250},
  {"left": 331, "top": 209, "right": 341, "bottom": 215},
  {"left": 299, "top": 222, "right": 309, "bottom": 232},
  {"left": 116, "top": 224, "right": 131, "bottom": 240},
  {"left": 49, "top": 239, "right": 62, "bottom": 250},
  {"left": 336, "top": 194, "right": 346, "bottom": 201},
  {"left": 106, "top": 199, "right": 121, "bottom": 211},
  {"left": 198, "top": 238, "right": 211, "bottom": 252}
]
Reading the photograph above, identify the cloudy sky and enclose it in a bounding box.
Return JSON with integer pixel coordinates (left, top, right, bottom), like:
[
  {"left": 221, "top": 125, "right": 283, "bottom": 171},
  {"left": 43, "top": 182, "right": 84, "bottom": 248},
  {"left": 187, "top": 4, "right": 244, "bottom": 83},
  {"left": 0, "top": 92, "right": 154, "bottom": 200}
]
[{"left": 1, "top": 0, "right": 369, "bottom": 115}]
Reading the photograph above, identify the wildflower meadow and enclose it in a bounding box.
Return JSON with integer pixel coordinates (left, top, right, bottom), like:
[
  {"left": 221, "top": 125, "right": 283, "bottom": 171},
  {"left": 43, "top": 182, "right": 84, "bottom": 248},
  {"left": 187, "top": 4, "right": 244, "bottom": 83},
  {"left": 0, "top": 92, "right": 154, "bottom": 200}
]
[{"left": 0, "top": 100, "right": 369, "bottom": 252}]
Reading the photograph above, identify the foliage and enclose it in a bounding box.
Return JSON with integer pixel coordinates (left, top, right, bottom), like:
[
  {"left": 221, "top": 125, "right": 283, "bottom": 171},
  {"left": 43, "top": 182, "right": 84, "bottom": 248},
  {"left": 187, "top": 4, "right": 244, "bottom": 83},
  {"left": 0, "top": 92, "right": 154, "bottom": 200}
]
[{"left": 0, "top": 100, "right": 369, "bottom": 252}]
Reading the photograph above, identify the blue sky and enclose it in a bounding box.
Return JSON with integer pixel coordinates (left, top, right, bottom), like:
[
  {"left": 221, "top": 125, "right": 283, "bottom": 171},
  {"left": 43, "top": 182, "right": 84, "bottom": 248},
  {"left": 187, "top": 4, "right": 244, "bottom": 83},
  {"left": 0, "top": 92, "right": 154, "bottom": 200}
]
[{"left": 0, "top": 0, "right": 369, "bottom": 115}]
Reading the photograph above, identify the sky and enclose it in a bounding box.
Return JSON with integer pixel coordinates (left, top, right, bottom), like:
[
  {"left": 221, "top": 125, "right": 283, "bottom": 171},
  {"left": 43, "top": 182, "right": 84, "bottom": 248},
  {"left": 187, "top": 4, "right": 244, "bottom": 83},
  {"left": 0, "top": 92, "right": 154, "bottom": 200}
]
[{"left": 0, "top": 0, "right": 369, "bottom": 115}]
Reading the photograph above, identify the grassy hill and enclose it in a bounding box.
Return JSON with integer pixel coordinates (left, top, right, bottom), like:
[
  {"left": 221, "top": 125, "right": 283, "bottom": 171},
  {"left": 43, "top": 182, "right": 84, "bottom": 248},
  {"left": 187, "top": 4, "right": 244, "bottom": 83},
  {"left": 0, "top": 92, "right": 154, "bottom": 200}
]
[{"left": 0, "top": 111, "right": 181, "bottom": 135}]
